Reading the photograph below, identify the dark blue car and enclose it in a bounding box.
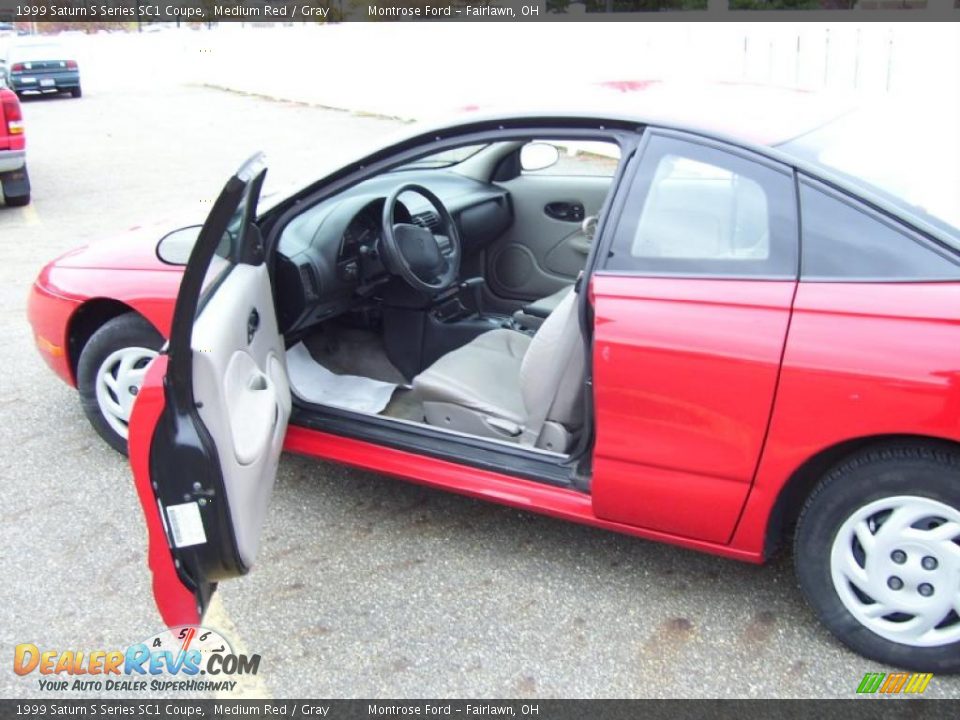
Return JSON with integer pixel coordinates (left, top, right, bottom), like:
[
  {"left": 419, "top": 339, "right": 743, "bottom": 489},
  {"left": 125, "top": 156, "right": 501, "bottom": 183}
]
[{"left": 2, "top": 41, "right": 81, "bottom": 99}]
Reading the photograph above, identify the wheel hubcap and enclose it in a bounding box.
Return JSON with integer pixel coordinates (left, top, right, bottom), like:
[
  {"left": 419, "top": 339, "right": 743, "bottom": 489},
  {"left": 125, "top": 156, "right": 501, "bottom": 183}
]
[
  {"left": 94, "top": 346, "right": 158, "bottom": 440},
  {"left": 830, "top": 495, "right": 960, "bottom": 647}
]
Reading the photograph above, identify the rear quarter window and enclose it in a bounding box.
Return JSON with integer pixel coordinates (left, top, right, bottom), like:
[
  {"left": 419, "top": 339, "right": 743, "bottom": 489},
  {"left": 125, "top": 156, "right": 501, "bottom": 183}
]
[{"left": 799, "top": 180, "right": 960, "bottom": 281}]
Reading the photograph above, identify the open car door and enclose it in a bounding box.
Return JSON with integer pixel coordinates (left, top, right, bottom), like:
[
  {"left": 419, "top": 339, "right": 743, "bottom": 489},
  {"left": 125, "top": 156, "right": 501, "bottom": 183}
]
[{"left": 128, "top": 155, "right": 291, "bottom": 626}]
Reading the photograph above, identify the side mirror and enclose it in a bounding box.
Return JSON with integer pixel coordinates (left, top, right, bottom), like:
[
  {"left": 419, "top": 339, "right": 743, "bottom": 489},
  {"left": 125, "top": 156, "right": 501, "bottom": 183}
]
[
  {"left": 520, "top": 142, "right": 560, "bottom": 173},
  {"left": 156, "top": 225, "right": 202, "bottom": 266}
]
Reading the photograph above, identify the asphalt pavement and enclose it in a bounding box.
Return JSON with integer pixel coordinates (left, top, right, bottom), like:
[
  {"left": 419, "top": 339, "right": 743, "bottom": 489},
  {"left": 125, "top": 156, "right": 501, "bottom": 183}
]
[{"left": 1, "top": 77, "right": 957, "bottom": 700}]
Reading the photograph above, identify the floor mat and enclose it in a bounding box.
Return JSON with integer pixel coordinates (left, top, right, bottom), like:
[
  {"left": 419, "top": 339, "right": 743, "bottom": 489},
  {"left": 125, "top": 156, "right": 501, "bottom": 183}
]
[
  {"left": 286, "top": 342, "right": 397, "bottom": 414},
  {"left": 382, "top": 388, "right": 426, "bottom": 423},
  {"left": 302, "top": 326, "right": 406, "bottom": 385}
]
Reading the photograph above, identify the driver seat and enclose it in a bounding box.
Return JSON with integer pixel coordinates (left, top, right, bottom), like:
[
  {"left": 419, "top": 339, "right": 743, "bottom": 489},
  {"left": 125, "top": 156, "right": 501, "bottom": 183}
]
[{"left": 412, "top": 287, "right": 585, "bottom": 452}]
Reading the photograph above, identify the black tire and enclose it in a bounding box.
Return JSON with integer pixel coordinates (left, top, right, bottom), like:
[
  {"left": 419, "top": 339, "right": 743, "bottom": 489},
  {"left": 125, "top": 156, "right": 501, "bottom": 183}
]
[
  {"left": 794, "top": 443, "right": 960, "bottom": 673},
  {"left": 70, "top": 86, "right": 82, "bottom": 98},
  {"left": 77, "top": 313, "right": 163, "bottom": 455},
  {"left": 5, "top": 191, "right": 30, "bottom": 207},
  {"left": 2, "top": 165, "right": 30, "bottom": 207}
]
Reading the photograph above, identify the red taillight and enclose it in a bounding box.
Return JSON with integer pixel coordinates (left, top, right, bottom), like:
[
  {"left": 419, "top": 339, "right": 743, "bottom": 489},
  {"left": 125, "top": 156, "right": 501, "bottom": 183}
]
[
  {"left": 1, "top": 89, "right": 25, "bottom": 150},
  {"left": 66, "top": 60, "right": 77, "bottom": 70},
  {"left": 10, "top": 62, "right": 25, "bottom": 73}
]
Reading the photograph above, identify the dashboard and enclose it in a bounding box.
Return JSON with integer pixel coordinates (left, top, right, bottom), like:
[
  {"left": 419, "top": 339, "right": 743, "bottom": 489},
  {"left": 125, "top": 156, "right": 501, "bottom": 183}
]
[{"left": 274, "top": 170, "right": 511, "bottom": 333}]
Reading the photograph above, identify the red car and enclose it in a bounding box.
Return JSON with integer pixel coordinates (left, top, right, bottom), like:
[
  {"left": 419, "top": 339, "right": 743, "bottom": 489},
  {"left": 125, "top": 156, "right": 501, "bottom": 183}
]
[
  {"left": 27, "top": 84, "right": 960, "bottom": 672},
  {"left": 0, "top": 83, "right": 29, "bottom": 206}
]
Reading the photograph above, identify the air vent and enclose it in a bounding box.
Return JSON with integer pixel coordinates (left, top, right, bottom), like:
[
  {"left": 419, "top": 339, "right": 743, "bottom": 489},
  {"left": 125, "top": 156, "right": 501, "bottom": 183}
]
[
  {"left": 298, "top": 263, "right": 320, "bottom": 301},
  {"left": 411, "top": 210, "right": 441, "bottom": 231}
]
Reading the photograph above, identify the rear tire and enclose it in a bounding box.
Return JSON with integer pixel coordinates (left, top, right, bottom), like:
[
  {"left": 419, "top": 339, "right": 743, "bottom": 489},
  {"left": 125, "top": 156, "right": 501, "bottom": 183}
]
[
  {"left": 5, "top": 191, "right": 30, "bottom": 207},
  {"left": 70, "top": 87, "right": 82, "bottom": 98},
  {"left": 794, "top": 444, "right": 960, "bottom": 672},
  {"left": 2, "top": 166, "right": 30, "bottom": 207},
  {"left": 77, "top": 313, "right": 163, "bottom": 455}
]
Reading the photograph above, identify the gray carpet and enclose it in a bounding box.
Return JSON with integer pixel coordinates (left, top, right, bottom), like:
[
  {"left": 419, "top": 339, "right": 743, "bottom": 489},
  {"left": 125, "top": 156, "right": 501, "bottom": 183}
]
[
  {"left": 302, "top": 326, "right": 406, "bottom": 385},
  {"left": 301, "top": 325, "right": 425, "bottom": 422}
]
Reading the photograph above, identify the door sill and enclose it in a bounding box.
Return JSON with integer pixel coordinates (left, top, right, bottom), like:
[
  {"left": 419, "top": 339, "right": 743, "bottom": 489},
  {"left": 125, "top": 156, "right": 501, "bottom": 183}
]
[{"left": 288, "top": 400, "right": 580, "bottom": 490}]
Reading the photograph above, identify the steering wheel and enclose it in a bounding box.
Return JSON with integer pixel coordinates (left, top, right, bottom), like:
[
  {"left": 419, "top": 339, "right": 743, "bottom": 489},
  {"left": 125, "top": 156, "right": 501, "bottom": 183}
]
[{"left": 380, "top": 183, "right": 461, "bottom": 293}]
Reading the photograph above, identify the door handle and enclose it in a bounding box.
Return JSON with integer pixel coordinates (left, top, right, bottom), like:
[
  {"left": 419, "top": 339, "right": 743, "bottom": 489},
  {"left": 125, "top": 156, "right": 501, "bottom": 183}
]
[
  {"left": 247, "top": 308, "right": 260, "bottom": 344},
  {"left": 544, "top": 201, "right": 585, "bottom": 223}
]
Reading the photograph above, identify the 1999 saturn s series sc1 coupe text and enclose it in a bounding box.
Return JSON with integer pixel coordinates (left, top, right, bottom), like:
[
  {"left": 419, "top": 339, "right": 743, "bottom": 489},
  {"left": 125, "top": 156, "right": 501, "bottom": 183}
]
[{"left": 25, "top": 84, "right": 960, "bottom": 672}]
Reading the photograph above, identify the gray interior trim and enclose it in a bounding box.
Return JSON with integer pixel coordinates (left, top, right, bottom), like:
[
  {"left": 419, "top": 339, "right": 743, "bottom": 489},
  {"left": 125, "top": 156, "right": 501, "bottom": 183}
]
[{"left": 192, "top": 262, "right": 291, "bottom": 568}]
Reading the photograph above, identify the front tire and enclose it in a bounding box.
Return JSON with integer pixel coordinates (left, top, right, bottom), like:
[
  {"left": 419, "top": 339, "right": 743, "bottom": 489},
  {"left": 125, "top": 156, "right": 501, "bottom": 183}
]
[
  {"left": 77, "top": 313, "right": 162, "bottom": 455},
  {"left": 795, "top": 444, "right": 960, "bottom": 672}
]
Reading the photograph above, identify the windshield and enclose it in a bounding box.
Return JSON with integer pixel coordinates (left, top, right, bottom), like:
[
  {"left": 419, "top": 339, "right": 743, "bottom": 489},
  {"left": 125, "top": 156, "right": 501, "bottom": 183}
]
[
  {"left": 779, "top": 104, "right": 960, "bottom": 240},
  {"left": 394, "top": 143, "right": 488, "bottom": 171}
]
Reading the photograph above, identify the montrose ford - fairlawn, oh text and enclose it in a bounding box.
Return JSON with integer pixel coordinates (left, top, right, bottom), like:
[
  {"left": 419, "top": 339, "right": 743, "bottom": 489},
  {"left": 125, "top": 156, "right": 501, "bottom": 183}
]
[
  {"left": 369, "top": 706, "right": 532, "bottom": 716},
  {"left": 368, "top": 4, "right": 541, "bottom": 16}
]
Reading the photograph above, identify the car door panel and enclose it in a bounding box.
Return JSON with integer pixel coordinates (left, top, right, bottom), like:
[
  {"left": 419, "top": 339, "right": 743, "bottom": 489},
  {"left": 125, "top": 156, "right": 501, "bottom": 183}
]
[
  {"left": 590, "top": 276, "right": 795, "bottom": 543},
  {"left": 128, "top": 354, "right": 202, "bottom": 627},
  {"left": 489, "top": 175, "right": 611, "bottom": 301},
  {"left": 191, "top": 261, "right": 290, "bottom": 567},
  {"left": 128, "top": 156, "right": 290, "bottom": 624},
  {"left": 588, "top": 131, "right": 799, "bottom": 544},
  {"left": 543, "top": 225, "right": 593, "bottom": 276}
]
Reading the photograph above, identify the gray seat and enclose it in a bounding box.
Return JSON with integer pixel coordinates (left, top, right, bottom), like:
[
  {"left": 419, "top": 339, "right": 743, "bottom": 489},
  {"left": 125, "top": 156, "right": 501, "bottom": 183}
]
[
  {"left": 413, "top": 287, "right": 585, "bottom": 452},
  {"left": 512, "top": 284, "right": 573, "bottom": 330}
]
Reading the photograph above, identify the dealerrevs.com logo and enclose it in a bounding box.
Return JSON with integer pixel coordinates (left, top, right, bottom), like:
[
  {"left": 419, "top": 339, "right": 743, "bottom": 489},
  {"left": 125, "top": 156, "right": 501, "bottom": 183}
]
[
  {"left": 13, "top": 627, "right": 261, "bottom": 693},
  {"left": 857, "top": 672, "right": 934, "bottom": 695}
]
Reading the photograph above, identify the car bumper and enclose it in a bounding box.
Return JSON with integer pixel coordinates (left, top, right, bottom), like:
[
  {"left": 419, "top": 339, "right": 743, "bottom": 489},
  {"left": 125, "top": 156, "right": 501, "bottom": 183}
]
[
  {"left": 0, "top": 149, "right": 25, "bottom": 173},
  {"left": 11, "top": 71, "right": 80, "bottom": 93},
  {"left": 27, "top": 278, "right": 80, "bottom": 387}
]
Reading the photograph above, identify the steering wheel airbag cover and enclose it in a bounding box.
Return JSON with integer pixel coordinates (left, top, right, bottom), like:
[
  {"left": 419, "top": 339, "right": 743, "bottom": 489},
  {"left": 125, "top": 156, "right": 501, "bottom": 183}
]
[
  {"left": 394, "top": 223, "right": 445, "bottom": 281},
  {"left": 380, "top": 183, "right": 462, "bottom": 293}
]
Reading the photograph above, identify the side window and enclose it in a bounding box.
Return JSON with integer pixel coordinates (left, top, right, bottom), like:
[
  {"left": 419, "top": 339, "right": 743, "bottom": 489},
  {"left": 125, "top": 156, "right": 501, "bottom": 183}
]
[
  {"left": 605, "top": 135, "right": 797, "bottom": 278},
  {"left": 799, "top": 180, "right": 960, "bottom": 281}
]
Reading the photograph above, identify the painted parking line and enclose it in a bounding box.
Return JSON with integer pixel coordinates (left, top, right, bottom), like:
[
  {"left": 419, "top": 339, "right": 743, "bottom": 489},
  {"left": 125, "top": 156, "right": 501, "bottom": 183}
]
[
  {"left": 204, "top": 593, "right": 273, "bottom": 699},
  {"left": 20, "top": 204, "right": 40, "bottom": 226}
]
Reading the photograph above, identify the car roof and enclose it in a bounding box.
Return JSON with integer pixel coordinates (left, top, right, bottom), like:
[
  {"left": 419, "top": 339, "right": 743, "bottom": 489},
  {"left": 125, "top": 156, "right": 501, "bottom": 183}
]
[{"left": 444, "top": 80, "right": 855, "bottom": 148}]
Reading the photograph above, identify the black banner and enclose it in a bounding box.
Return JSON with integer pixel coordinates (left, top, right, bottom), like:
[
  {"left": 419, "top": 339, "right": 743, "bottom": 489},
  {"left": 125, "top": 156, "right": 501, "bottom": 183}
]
[
  {"left": 0, "top": 0, "right": 958, "bottom": 23},
  {"left": 3, "top": 700, "right": 960, "bottom": 719}
]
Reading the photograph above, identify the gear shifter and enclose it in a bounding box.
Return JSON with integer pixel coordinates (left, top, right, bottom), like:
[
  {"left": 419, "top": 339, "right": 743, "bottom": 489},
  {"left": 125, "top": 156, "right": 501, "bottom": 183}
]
[{"left": 459, "top": 277, "right": 486, "bottom": 320}]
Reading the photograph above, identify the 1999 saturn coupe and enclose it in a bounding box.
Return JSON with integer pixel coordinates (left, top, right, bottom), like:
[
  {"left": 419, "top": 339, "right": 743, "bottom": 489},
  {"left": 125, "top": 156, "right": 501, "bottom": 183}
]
[{"left": 26, "top": 84, "right": 960, "bottom": 672}]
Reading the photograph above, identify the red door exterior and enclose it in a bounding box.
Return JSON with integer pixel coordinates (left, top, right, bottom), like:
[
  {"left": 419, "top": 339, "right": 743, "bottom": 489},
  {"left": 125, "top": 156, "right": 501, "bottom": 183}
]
[{"left": 589, "top": 275, "right": 796, "bottom": 543}]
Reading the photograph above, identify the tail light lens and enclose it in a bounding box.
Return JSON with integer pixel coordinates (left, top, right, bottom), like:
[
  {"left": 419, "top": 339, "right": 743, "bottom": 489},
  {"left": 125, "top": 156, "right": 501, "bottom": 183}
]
[
  {"left": 1, "top": 89, "right": 25, "bottom": 150},
  {"left": 11, "top": 62, "right": 25, "bottom": 73},
  {"left": 66, "top": 60, "right": 77, "bottom": 70}
]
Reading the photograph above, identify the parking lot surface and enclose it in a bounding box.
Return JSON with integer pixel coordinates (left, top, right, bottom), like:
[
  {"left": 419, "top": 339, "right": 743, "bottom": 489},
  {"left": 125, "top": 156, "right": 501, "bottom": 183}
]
[{"left": 2, "top": 75, "right": 958, "bottom": 699}]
